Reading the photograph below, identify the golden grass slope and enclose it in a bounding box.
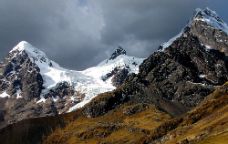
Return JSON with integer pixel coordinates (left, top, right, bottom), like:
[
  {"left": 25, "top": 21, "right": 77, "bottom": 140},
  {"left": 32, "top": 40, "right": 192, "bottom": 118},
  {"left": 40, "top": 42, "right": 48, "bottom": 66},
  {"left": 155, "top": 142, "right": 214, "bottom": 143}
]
[{"left": 44, "top": 103, "right": 171, "bottom": 144}]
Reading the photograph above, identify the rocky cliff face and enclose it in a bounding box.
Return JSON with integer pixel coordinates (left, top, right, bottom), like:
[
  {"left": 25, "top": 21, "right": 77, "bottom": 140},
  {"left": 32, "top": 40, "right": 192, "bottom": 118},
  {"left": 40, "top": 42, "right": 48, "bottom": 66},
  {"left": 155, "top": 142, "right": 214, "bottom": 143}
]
[
  {"left": 189, "top": 8, "right": 228, "bottom": 55},
  {"left": 132, "top": 8, "right": 228, "bottom": 112},
  {"left": 138, "top": 30, "right": 227, "bottom": 109},
  {"left": 0, "top": 50, "right": 43, "bottom": 100}
]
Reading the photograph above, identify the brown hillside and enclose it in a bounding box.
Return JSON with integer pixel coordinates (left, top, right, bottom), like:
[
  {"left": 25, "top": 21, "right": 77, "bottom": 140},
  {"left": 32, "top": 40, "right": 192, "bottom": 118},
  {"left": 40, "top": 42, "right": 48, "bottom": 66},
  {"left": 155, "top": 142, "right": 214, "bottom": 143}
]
[{"left": 44, "top": 102, "right": 170, "bottom": 144}]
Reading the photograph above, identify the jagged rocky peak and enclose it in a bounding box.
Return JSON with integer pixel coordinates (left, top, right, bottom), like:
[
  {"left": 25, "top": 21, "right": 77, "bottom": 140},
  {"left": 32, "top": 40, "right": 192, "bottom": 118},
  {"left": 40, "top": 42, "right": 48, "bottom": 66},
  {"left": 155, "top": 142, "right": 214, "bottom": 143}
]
[
  {"left": 109, "top": 46, "right": 127, "bottom": 60},
  {"left": 190, "top": 7, "right": 228, "bottom": 34},
  {"left": 194, "top": 7, "right": 224, "bottom": 23},
  {"left": 188, "top": 8, "right": 228, "bottom": 55}
]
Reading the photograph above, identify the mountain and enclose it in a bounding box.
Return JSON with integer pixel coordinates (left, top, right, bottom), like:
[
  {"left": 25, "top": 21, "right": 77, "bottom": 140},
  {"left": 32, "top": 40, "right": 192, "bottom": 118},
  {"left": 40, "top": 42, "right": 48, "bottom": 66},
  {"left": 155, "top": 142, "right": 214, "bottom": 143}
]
[
  {"left": 0, "top": 8, "right": 227, "bottom": 144},
  {"left": 82, "top": 7, "right": 228, "bottom": 117},
  {"left": 44, "top": 8, "right": 228, "bottom": 143},
  {"left": 0, "top": 41, "right": 144, "bottom": 128}
]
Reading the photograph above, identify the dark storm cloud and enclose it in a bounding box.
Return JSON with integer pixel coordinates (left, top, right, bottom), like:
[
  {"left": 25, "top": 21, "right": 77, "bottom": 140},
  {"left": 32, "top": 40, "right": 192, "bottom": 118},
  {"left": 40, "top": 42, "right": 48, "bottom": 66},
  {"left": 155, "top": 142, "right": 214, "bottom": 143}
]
[
  {"left": 0, "top": 0, "right": 105, "bottom": 69},
  {"left": 0, "top": 0, "right": 227, "bottom": 69},
  {"left": 97, "top": 0, "right": 210, "bottom": 56}
]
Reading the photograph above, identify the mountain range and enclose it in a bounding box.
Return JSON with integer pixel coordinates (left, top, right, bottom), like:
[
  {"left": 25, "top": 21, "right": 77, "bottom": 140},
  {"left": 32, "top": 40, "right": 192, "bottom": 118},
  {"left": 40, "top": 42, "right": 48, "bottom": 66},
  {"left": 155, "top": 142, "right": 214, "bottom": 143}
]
[
  {"left": 0, "top": 41, "right": 144, "bottom": 128},
  {"left": 0, "top": 8, "right": 228, "bottom": 144}
]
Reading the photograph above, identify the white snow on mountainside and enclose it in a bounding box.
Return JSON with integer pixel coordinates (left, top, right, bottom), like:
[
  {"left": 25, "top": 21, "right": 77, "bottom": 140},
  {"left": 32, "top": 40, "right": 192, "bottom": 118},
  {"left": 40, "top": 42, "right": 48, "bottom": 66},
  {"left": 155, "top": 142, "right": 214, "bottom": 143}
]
[{"left": 9, "top": 41, "right": 144, "bottom": 112}]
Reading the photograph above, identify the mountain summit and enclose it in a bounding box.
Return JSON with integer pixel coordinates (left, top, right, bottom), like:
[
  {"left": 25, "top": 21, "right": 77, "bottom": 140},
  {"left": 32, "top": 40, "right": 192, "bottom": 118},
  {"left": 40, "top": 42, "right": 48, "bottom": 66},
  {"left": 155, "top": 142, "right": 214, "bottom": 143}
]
[
  {"left": 9, "top": 41, "right": 53, "bottom": 67},
  {"left": 190, "top": 8, "right": 228, "bottom": 55},
  {"left": 193, "top": 7, "right": 228, "bottom": 31},
  {"left": 109, "top": 46, "right": 127, "bottom": 60},
  {"left": 161, "top": 8, "right": 228, "bottom": 55}
]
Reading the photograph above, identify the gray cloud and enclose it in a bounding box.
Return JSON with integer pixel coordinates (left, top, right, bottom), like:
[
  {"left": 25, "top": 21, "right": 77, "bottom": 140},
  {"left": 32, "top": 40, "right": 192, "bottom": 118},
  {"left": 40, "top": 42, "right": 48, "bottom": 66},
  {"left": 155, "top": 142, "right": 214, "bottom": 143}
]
[{"left": 0, "top": 0, "right": 227, "bottom": 69}]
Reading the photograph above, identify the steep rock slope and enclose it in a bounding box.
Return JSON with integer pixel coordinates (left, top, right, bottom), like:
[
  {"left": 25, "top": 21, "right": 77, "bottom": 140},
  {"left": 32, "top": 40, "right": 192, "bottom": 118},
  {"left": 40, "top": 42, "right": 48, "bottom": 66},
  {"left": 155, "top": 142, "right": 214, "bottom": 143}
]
[{"left": 189, "top": 8, "right": 228, "bottom": 55}]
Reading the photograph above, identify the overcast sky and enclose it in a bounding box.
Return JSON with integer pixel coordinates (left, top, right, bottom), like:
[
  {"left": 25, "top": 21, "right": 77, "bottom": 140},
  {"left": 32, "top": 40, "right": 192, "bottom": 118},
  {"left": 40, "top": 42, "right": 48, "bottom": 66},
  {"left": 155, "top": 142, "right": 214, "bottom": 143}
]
[{"left": 0, "top": 0, "right": 227, "bottom": 70}]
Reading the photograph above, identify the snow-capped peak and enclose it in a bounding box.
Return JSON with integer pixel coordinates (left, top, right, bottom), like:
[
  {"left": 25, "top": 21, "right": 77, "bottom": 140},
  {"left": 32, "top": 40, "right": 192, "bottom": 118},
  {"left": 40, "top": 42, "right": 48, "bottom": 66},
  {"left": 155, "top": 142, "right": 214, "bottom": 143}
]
[
  {"left": 10, "top": 41, "right": 45, "bottom": 57},
  {"left": 193, "top": 7, "right": 228, "bottom": 34},
  {"left": 10, "top": 41, "right": 32, "bottom": 53},
  {"left": 109, "top": 46, "right": 127, "bottom": 60},
  {"left": 160, "top": 8, "right": 228, "bottom": 50},
  {"left": 194, "top": 8, "right": 223, "bottom": 23},
  {"left": 10, "top": 41, "right": 53, "bottom": 67},
  {"left": 84, "top": 54, "right": 144, "bottom": 79}
]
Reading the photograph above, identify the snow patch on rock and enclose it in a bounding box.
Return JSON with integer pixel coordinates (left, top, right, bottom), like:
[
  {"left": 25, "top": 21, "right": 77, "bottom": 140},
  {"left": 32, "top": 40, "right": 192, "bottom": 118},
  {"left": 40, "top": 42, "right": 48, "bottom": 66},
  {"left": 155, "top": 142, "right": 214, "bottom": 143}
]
[{"left": 0, "top": 91, "right": 10, "bottom": 98}]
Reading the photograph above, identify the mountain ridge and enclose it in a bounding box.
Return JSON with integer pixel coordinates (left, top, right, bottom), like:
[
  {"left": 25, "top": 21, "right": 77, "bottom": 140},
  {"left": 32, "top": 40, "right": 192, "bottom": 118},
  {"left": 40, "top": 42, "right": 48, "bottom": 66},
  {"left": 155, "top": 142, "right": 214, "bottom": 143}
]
[
  {"left": 0, "top": 7, "right": 228, "bottom": 144},
  {"left": 82, "top": 7, "right": 228, "bottom": 117},
  {"left": 0, "top": 41, "right": 144, "bottom": 128}
]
